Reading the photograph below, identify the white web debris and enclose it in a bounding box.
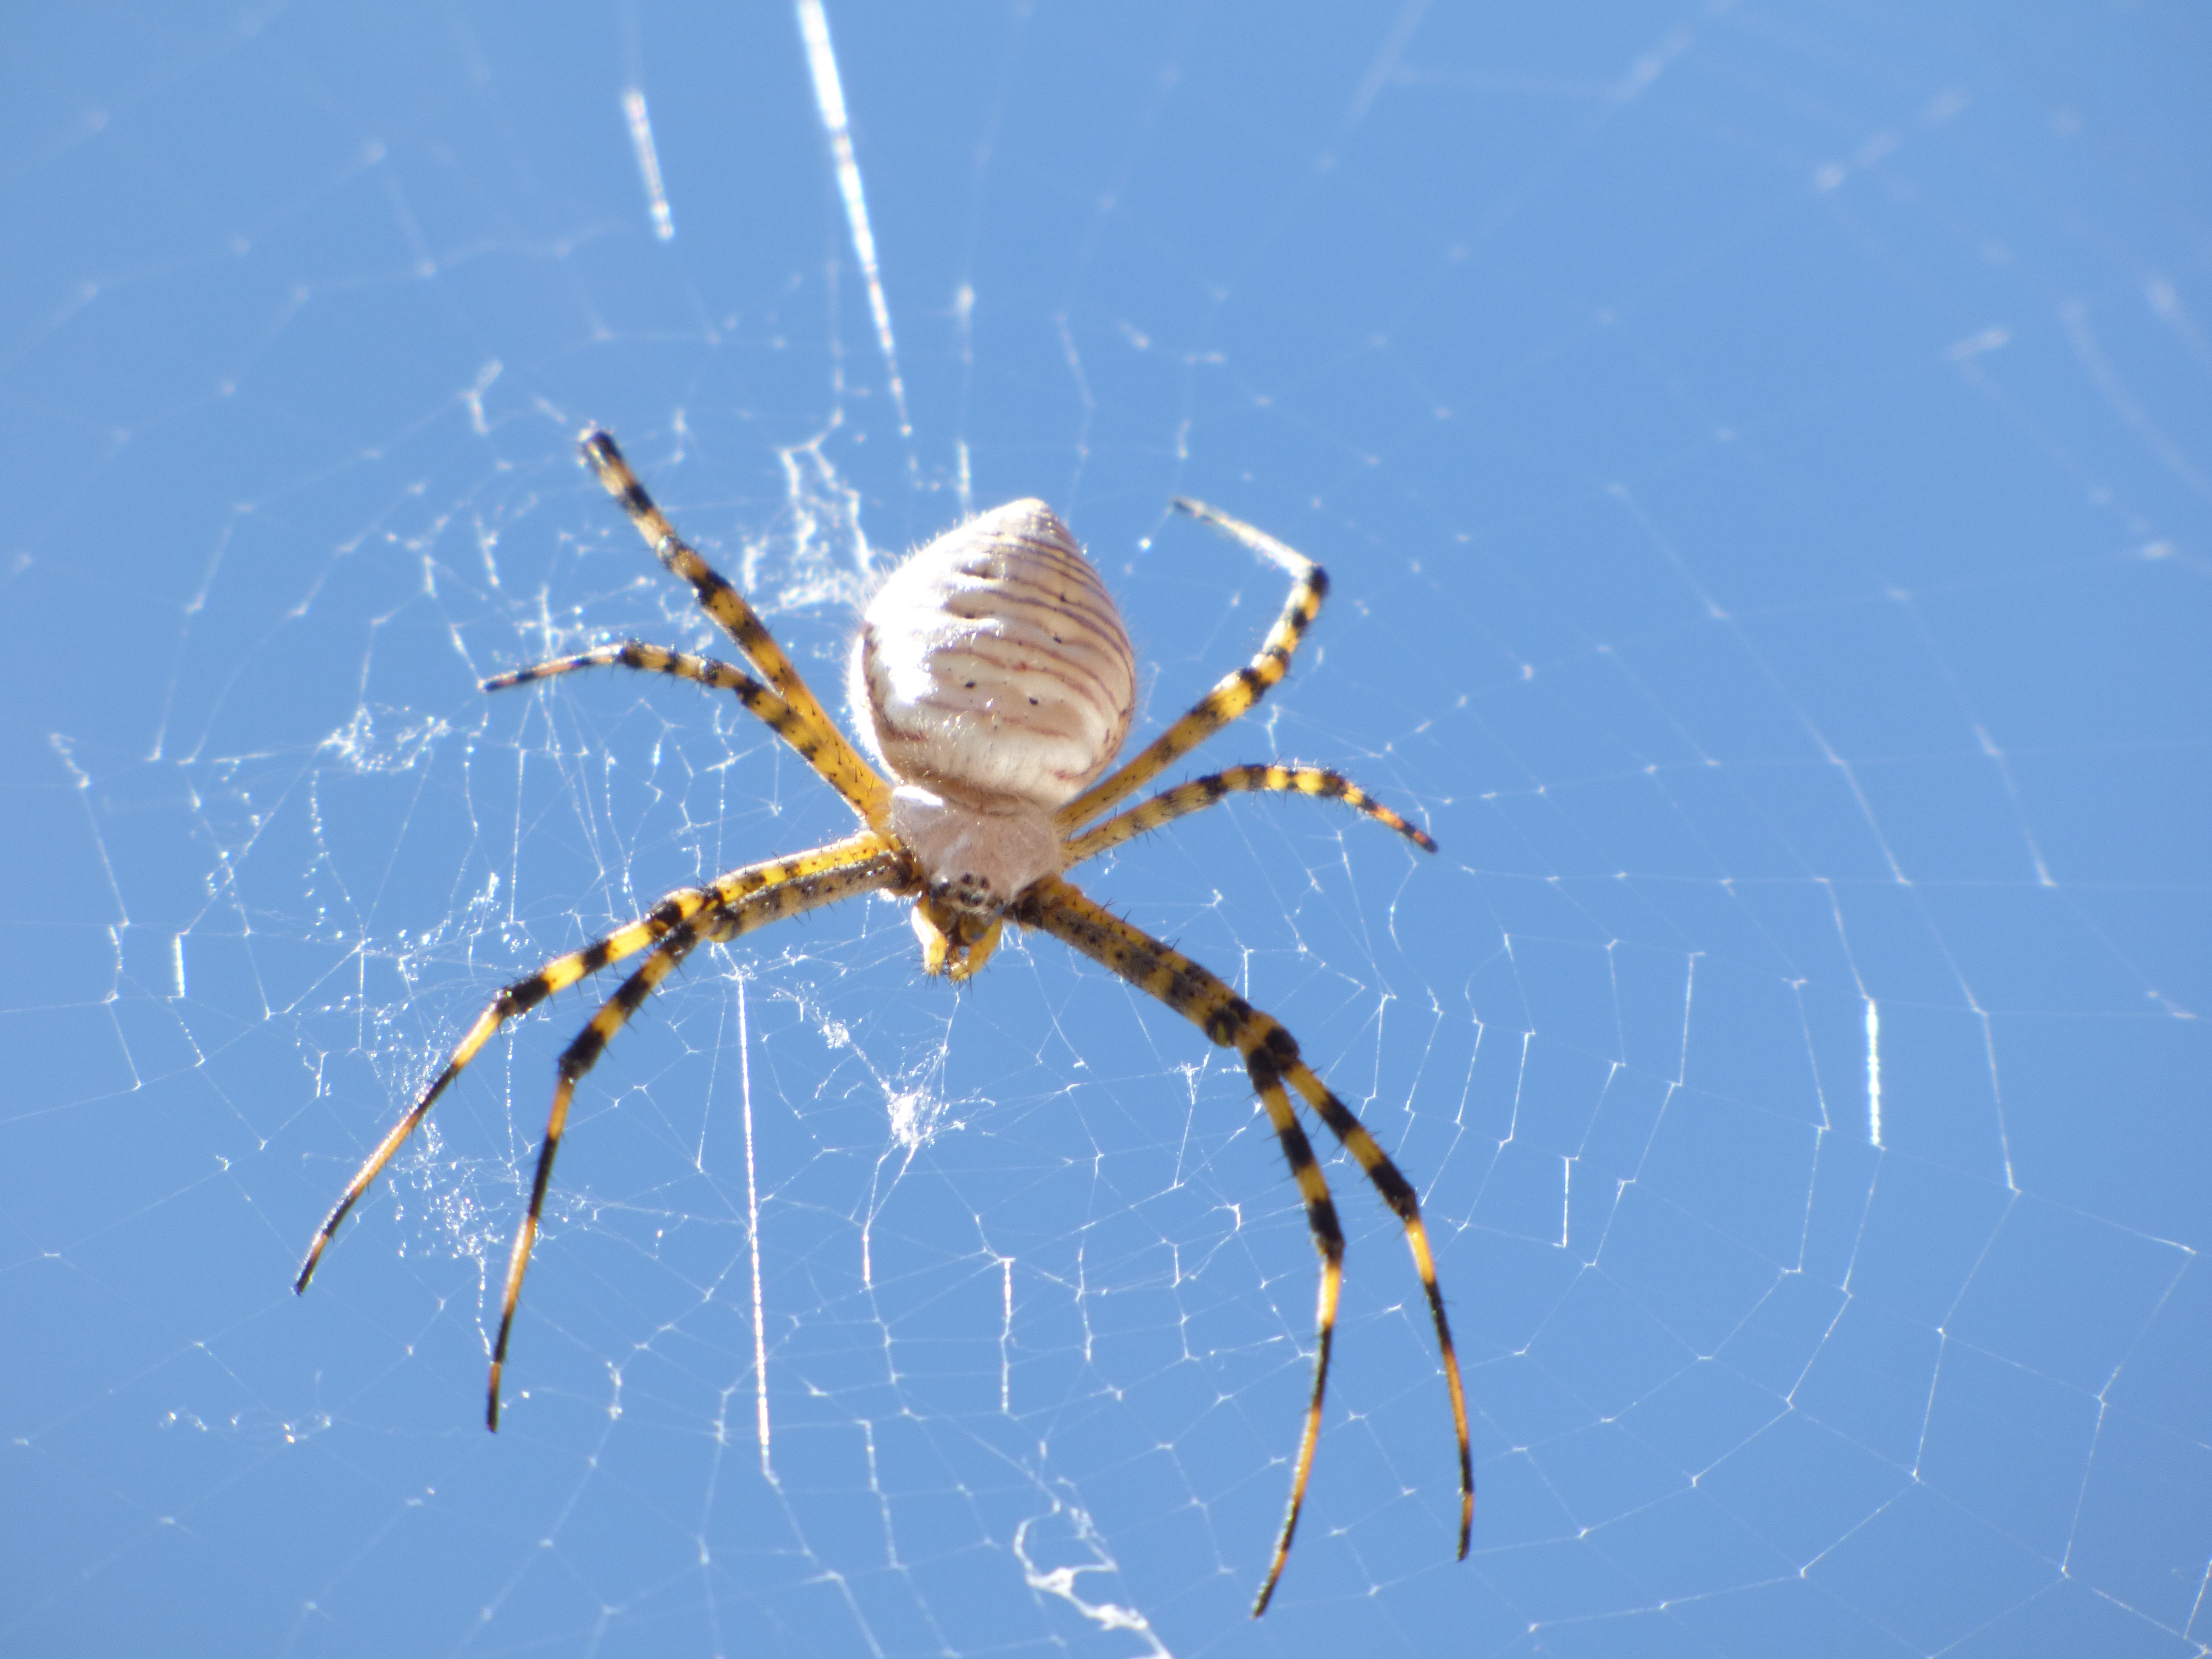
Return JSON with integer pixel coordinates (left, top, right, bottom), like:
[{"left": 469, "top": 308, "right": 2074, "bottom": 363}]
[
  {"left": 736, "top": 974, "right": 774, "bottom": 1476},
  {"left": 319, "top": 706, "right": 450, "bottom": 773},
  {"left": 885, "top": 1089, "right": 944, "bottom": 1150},
  {"left": 621, "top": 87, "right": 677, "bottom": 241},
  {"left": 753, "top": 432, "right": 880, "bottom": 613},
  {"left": 1013, "top": 1502, "right": 1174, "bottom": 1658},
  {"left": 1864, "top": 996, "right": 1883, "bottom": 1147},
  {"left": 795, "top": 0, "right": 914, "bottom": 446}
]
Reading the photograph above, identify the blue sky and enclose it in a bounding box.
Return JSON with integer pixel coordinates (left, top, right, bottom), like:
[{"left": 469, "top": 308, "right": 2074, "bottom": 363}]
[{"left": 2, "top": 3, "right": 2207, "bottom": 1655}]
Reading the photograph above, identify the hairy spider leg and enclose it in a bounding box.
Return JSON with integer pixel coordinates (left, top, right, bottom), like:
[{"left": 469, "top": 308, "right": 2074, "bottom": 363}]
[
  {"left": 1063, "top": 764, "right": 1436, "bottom": 869},
  {"left": 293, "top": 833, "right": 897, "bottom": 1296},
  {"left": 1015, "top": 875, "right": 1473, "bottom": 1615},
  {"left": 487, "top": 845, "right": 905, "bottom": 1427},
  {"left": 487, "top": 642, "right": 898, "bottom": 824},
  {"left": 486, "top": 641, "right": 805, "bottom": 737},
  {"left": 1055, "top": 498, "right": 1327, "bottom": 835},
  {"left": 577, "top": 428, "right": 893, "bottom": 828}
]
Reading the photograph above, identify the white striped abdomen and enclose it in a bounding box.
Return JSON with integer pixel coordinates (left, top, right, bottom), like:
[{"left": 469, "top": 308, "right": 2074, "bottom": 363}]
[{"left": 850, "top": 499, "right": 1136, "bottom": 810}]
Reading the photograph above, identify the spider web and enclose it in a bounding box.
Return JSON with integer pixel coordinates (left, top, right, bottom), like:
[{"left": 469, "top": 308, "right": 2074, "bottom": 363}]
[{"left": 3, "top": 2, "right": 2208, "bottom": 1656}]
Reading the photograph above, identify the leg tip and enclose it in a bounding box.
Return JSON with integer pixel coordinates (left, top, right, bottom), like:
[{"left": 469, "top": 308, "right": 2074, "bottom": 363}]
[{"left": 578, "top": 428, "right": 623, "bottom": 475}]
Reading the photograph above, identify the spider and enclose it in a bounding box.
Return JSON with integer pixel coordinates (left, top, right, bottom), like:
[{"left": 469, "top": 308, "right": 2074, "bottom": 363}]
[{"left": 295, "top": 427, "right": 1472, "bottom": 1613}]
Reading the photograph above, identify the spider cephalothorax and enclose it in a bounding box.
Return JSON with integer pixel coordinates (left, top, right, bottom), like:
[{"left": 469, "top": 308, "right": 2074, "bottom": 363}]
[{"left": 295, "top": 428, "right": 1471, "bottom": 1613}]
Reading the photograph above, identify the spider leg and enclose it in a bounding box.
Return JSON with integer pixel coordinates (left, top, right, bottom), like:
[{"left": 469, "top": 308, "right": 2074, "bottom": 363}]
[
  {"left": 485, "top": 841, "right": 901, "bottom": 1427},
  {"left": 1056, "top": 498, "right": 1327, "bottom": 834},
  {"left": 1015, "top": 874, "right": 1472, "bottom": 1615},
  {"left": 293, "top": 832, "right": 900, "bottom": 1296},
  {"left": 483, "top": 640, "right": 874, "bottom": 785},
  {"left": 578, "top": 428, "right": 892, "bottom": 828},
  {"left": 1062, "top": 764, "right": 1435, "bottom": 869},
  {"left": 486, "top": 641, "right": 772, "bottom": 708}
]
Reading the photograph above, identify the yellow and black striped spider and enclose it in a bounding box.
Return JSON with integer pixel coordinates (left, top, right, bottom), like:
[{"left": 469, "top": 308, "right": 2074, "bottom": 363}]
[{"left": 295, "top": 427, "right": 1471, "bottom": 1613}]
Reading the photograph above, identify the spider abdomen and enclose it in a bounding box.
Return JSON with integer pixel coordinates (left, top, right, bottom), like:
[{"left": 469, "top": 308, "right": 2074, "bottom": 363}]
[{"left": 850, "top": 498, "right": 1136, "bottom": 810}]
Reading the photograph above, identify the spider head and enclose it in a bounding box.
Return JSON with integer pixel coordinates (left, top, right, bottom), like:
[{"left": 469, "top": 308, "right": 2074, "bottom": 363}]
[
  {"left": 912, "top": 894, "right": 1005, "bottom": 983},
  {"left": 889, "top": 785, "right": 1060, "bottom": 984}
]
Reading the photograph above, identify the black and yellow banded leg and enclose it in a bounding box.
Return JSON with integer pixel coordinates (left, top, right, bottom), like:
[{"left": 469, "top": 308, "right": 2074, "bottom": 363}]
[
  {"left": 485, "top": 843, "right": 905, "bottom": 1428},
  {"left": 577, "top": 427, "right": 892, "bottom": 829},
  {"left": 294, "top": 832, "right": 900, "bottom": 1296},
  {"left": 1015, "top": 874, "right": 1473, "bottom": 1613},
  {"left": 482, "top": 640, "right": 889, "bottom": 817},
  {"left": 1244, "top": 1071, "right": 1345, "bottom": 1616},
  {"left": 1063, "top": 764, "right": 1437, "bottom": 868},
  {"left": 1057, "top": 499, "right": 1329, "bottom": 835},
  {"left": 485, "top": 917, "right": 707, "bottom": 1430},
  {"left": 1275, "top": 1052, "right": 1473, "bottom": 1564},
  {"left": 485, "top": 640, "right": 778, "bottom": 708}
]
